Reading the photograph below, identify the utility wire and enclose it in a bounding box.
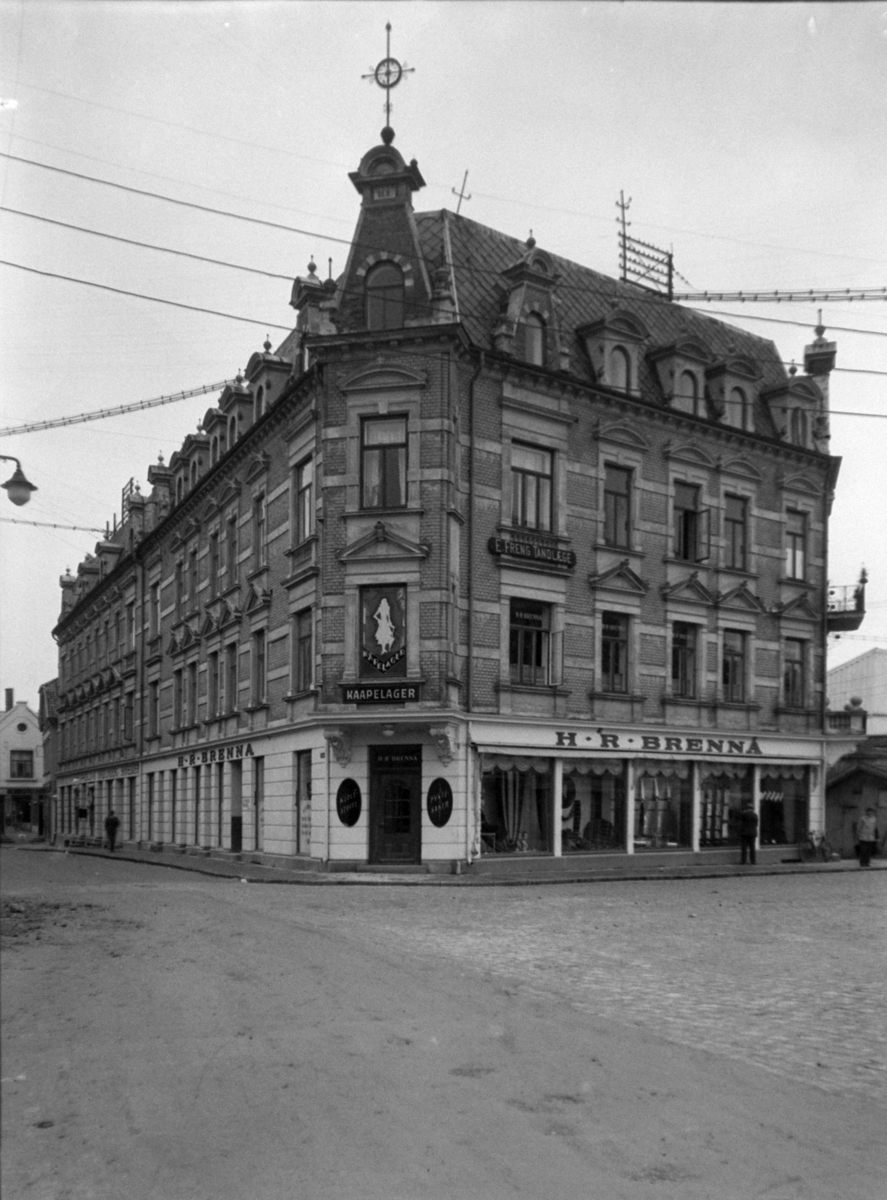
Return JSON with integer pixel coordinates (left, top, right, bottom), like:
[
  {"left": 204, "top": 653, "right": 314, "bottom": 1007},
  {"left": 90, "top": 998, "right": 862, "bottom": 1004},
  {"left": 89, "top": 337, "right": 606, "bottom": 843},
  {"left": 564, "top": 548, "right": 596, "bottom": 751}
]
[
  {"left": 1, "top": 518, "right": 105, "bottom": 533},
  {"left": 3, "top": 152, "right": 885, "bottom": 339}
]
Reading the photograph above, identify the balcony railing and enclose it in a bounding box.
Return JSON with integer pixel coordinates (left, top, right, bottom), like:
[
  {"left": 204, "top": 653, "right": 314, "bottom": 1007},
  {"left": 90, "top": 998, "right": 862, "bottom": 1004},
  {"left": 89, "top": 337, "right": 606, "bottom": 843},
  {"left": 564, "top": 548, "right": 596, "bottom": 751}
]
[
  {"left": 827, "top": 570, "right": 867, "bottom": 633},
  {"left": 826, "top": 708, "right": 867, "bottom": 735}
]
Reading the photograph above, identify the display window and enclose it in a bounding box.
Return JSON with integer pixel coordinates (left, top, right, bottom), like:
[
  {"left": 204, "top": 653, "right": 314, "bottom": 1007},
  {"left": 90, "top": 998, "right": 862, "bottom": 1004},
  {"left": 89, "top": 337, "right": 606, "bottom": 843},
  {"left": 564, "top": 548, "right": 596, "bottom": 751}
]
[
  {"left": 480, "top": 758, "right": 551, "bottom": 854},
  {"left": 561, "top": 763, "right": 626, "bottom": 853},
  {"left": 634, "top": 764, "right": 692, "bottom": 849},
  {"left": 760, "top": 768, "right": 808, "bottom": 845},
  {"left": 700, "top": 766, "right": 752, "bottom": 846}
]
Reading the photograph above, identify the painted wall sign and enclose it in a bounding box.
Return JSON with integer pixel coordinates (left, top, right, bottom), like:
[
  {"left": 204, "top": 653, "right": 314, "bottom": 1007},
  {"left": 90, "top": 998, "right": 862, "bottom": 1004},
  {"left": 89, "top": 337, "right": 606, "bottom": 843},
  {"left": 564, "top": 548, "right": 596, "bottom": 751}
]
[
  {"left": 426, "top": 778, "right": 453, "bottom": 828},
  {"left": 488, "top": 535, "right": 576, "bottom": 570},
  {"left": 361, "top": 585, "right": 407, "bottom": 677},
  {"left": 552, "top": 730, "right": 763, "bottom": 756},
  {"left": 336, "top": 778, "right": 362, "bottom": 827},
  {"left": 177, "top": 741, "right": 254, "bottom": 768},
  {"left": 341, "top": 682, "right": 421, "bottom": 704}
]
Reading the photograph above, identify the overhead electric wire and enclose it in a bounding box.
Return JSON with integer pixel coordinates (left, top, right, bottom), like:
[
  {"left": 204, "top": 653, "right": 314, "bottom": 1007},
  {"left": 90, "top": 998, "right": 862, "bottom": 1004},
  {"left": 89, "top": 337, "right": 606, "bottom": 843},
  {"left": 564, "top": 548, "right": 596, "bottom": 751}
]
[
  {"left": 3, "top": 151, "right": 885, "bottom": 341},
  {"left": 0, "top": 518, "right": 105, "bottom": 533}
]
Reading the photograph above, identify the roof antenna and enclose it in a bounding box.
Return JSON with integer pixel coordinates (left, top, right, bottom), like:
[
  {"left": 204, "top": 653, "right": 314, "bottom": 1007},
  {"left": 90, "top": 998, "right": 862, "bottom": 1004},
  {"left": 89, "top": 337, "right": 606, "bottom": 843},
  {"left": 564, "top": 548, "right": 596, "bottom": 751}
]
[{"left": 451, "top": 170, "right": 471, "bottom": 215}]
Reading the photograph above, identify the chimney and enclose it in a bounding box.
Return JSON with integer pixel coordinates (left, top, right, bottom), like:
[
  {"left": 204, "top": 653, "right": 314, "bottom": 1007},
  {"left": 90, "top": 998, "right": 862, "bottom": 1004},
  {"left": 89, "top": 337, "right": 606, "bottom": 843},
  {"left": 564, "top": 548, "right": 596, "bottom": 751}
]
[{"left": 5, "top": 688, "right": 13, "bottom": 711}]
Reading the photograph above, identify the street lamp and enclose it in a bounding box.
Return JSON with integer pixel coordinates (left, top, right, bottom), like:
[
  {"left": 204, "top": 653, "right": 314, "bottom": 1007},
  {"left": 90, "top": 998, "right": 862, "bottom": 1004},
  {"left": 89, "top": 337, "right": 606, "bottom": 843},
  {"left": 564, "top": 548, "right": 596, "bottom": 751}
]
[{"left": 0, "top": 455, "right": 37, "bottom": 506}]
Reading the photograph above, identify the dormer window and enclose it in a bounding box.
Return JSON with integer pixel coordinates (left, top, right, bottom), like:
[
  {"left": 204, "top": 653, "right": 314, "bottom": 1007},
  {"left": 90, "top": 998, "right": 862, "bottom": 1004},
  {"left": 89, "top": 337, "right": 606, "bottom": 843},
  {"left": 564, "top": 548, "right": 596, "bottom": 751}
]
[
  {"left": 228, "top": 417, "right": 237, "bottom": 447},
  {"left": 725, "top": 386, "right": 753, "bottom": 431},
  {"left": 254, "top": 386, "right": 265, "bottom": 421},
  {"left": 673, "top": 370, "right": 703, "bottom": 417},
  {"left": 523, "top": 313, "right": 545, "bottom": 366},
  {"left": 176, "top": 477, "right": 185, "bottom": 504},
  {"left": 189, "top": 460, "right": 199, "bottom": 489},
  {"left": 610, "top": 346, "right": 632, "bottom": 394},
  {"left": 210, "top": 436, "right": 219, "bottom": 466},
  {"left": 366, "top": 262, "right": 404, "bottom": 331},
  {"left": 790, "top": 408, "right": 809, "bottom": 447}
]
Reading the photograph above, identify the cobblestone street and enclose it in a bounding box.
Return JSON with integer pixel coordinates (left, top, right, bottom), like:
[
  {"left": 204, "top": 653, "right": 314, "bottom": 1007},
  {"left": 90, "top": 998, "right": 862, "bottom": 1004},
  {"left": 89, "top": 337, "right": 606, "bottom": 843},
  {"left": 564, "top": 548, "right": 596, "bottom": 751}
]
[{"left": 279, "top": 870, "right": 887, "bottom": 1102}]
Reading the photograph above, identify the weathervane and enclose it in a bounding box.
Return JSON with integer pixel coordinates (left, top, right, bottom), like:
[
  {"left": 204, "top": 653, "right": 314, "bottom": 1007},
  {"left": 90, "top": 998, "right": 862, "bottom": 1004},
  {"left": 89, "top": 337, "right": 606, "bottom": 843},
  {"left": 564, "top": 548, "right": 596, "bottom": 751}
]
[{"left": 362, "top": 22, "right": 414, "bottom": 129}]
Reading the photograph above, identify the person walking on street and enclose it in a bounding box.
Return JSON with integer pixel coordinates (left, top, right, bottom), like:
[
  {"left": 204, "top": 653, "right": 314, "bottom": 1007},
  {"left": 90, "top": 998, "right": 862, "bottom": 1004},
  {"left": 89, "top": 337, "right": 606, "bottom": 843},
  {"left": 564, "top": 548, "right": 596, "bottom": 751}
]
[
  {"left": 856, "top": 807, "right": 879, "bottom": 868},
  {"left": 104, "top": 809, "right": 120, "bottom": 853},
  {"left": 739, "top": 801, "right": 759, "bottom": 865}
]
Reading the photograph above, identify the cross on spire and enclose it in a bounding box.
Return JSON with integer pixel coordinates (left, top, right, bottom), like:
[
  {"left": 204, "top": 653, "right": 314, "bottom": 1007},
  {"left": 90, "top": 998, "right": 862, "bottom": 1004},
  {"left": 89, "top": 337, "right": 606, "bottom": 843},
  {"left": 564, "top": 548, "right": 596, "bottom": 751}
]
[{"left": 362, "top": 22, "right": 414, "bottom": 129}]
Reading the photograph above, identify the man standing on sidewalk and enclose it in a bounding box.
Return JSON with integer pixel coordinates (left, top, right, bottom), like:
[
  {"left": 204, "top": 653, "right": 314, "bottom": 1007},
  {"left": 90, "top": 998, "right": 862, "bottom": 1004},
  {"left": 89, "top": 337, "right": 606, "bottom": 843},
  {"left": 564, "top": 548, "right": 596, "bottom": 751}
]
[
  {"left": 104, "top": 810, "right": 120, "bottom": 853},
  {"left": 739, "top": 802, "right": 759, "bottom": 865},
  {"left": 855, "top": 807, "right": 879, "bottom": 868}
]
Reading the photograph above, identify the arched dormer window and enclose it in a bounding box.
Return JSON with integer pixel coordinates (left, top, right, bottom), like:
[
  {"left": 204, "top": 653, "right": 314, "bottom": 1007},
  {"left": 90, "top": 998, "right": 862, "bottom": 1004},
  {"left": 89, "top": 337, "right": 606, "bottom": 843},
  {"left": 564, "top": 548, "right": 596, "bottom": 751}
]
[
  {"left": 725, "top": 386, "right": 751, "bottom": 430},
  {"left": 189, "top": 460, "right": 199, "bottom": 489},
  {"left": 610, "top": 346, "right": 632, "bottom": 394},
  {"left": 254, "top": 386, "right": 265, "bottom": 421},
  {"left": 228, "top": 417, "right": 237, "bottom": 448},
  {"left": 366, "top": 262, "right": 404, "bottom": 331},
  {"left": 673, "top": 370, "right": 701, "bottom": 416},
  {"left": 176, "top": 477, "right": 185, "bottom": 504},
  {"left": 523, "top": 312, "right": 545, "bottom": 366},
  {"left": 210, "top": 436, "right": 219, "bottom": 466},
  {"left": 790, "top": 408, "right": 808, "bottom": 447}
]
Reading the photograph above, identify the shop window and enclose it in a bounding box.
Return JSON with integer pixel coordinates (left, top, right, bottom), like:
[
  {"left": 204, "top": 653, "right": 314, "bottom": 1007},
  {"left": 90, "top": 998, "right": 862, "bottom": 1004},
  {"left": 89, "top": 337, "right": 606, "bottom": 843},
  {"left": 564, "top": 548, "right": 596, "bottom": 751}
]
[
  {"left": 671, "top": 622, "right": 697, "bottom": 698},
  {"left": 610, "top": 345, "right": 632, "bottom": 394},
  {"left": 561, "top": 766, "right": 626, "bottom": 854},
  {"left": 295, "top": 749, "right": 312, "bottom": 855},
  {"left": 366, "top": 262, "right": 404, "bottom": 331},
  {"left": 480, "top": 761, "right": 551, "bottom": 854},
  {"left": 700, "top": 769, "right": 751, "bottom": 846},
  {"left": 511, "top": 442, "right": 552, "bottom": 532},
  {"left": 362, "top": 416, "right": 407, "bottom": 509},
  {"left": 785, "top": 510, "right": 806, "bottom": 580},
  {"left": 9, "top": 750, "right": 33, "bottom": 779},
  {"left": 293, "top": 456, "right": 314, "bottom": 543},
  {"left": 293, "top": 608, "right": 313, "bottom": 693},
  {"left": 761, "top": 770, "right": 808, "bottom": 844},
  {"left": 673, "top": 482, "right": 710, "bottom": 562},
  {"left": 635, "top": 769, "right": 692, "bottom": 849},
  {"left": 509, "top": 599, "right": 551, "bottom": 687},
  {"left": 522, "top": 312, "right": 545, "bottom": 366},
  {"left": 783, "top": 638, "right": 806, "bottom": 707},
  {"left": 724, "top": 495, "right": 748, "bottom": 570},
  {"left": 603, "top": 464, "right": 631, "bottom": 548},
  {"left": 601, "top": 611, "right": 629, "bottom": 693},
  {"left": 722, "top": 630, "right": 746, "bottom": 702}
]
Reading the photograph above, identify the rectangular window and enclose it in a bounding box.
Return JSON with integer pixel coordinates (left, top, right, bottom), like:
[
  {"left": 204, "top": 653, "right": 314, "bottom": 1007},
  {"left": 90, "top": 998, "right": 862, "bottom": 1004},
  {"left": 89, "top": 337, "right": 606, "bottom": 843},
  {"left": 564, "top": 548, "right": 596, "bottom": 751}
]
[
  {"left": 174, "top": 561, "right": 184, "bottom": 618},
  {"left": 674, "top": 482, "right": 710, "bottom": 562},
  {"left": 125, "top": 601, "right": 136, "bottom": 651},
  {"left": 724, "top": 495, "right": 748, "bottom": 571},
  {"left": 722, "top": 630, "right": 746, "bottom": 703},
  {"left": 9, "top": 750, "right": 34, "bottom": 779},
  {"left": 188, "top": 548, "right": 198, "bottom": 608},
  {"left": 603, "top": 464, "right": 631, "bottom": 548},
  {"left": 671, "top": 622, "right": 697, "bottom": 698},
  {"left": 785, "top": 510, "right": 806, "bottom": 580},
  {"left": 208, "top": 532, "right": 220, "bottom": 600},
  {"left": 173, "top": 669, "right": 184, "bottom": 728},
  {"left": 187, "top": 661, "right": 198, "bottom": 725},
  {"left": 226, "top": 643, "right": 239, "bottom": 712},
  {"left": 207, "top": 651, "right": 220, "bottom": 719},
  {"left": 295, "top": 749, "right": 311, "bottom": 855},
  {"left": 148, "top": 680, "right": 160, "bottom": 737},
  {"left": 601, "top": 611, "right": 629, "bottom": 693},
  {"left": 362, "top": 416, "right": 407, "bottom": 508},
  {"left": 293, "top": 608, "right": 313, "bottom": 693},
  {"left": 784, "top": 638, "right": 806, "bottom": 707},
  {"left": 509, "top": 599, "right": 551, "bottom": 686},
  {"left": 294, "top": 457, "right": 314, "bottom": 543},
  {"left": 226, "top": 515, "right": 239, "bottom": 588},
  {"left": 511, "top": 443, "right": 553, "bottom": 532},
  {"left": 252, "top": 630, "right": 266, "bottom": 705},
  {"left": 123, "top": 692, "right": 134, "bottom": 741},
  {"left": 150, "top": 582, "right": 161, "bottom": 638},
  {"left": 252, "top": 494, "right": 266, "bottom": 570}
]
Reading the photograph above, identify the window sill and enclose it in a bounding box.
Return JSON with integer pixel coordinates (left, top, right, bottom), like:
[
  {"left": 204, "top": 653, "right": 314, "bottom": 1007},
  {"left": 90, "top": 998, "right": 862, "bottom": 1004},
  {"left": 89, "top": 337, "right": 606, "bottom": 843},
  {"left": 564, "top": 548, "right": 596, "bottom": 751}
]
[
  {"left": 663, "top": 556, "right": 712, "bottom": 568},
  {"left": 588, "top": 691, "right": 647, "bottom": 703},
  {"left": 714, "top": 701, "right": 762, "bottom": 712},
  {"left": 245, "top": 703, "right": 269, "bottom": 714},
  {"left": 777, "top": 577, "right": 816, "bottom": 590},
  {"left": 716, "top": 566, "right": 759, "bottom": 581},
  {"left": 285, "top": 535, "right": 318, "bottom": 558},
  {"left": 285, "top": 688, "right": 318, "bottom": 702},
  {"left": 497, "top": 682, "right": 570, "bottom": 696},
  {"left": 594, "top": 542, "right": 645, "bottom": 557},
  {"left": 774, "top": 705, "right": 816, "bottom": 716}
]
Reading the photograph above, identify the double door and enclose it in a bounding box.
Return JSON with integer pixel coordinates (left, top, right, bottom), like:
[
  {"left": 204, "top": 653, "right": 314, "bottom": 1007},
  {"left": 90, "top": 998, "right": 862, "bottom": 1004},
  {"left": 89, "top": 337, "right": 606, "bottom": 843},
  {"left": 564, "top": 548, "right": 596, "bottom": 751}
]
[{"left": 369, "top": 745, "right": 422, "bottom": 864}]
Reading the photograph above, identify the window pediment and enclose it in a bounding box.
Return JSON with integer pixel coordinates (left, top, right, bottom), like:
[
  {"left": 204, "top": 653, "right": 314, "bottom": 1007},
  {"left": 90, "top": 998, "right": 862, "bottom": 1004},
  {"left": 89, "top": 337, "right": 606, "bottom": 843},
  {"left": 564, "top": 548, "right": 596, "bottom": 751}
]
[
  {"left": 777, "top": 470, "right": 821, "bottom": 497},
  {"left": 340, "top": 364, "right": 427, "bottom": 393},
  {"left": 664, "top": 440, "right": 718, "bottom": 469},
  {"left": 592, "top": 418, "right": 650, "bottom": 450},
  {"left": 718, "top": 456, "right": 763, "bottom": 482},
  {"left": 660, "top": 573, "right": 716, "bottom": 606},
  {"left": 588, "top": 559, "right": 648, "bottom": 595},
  {"left": 773, "top": 593, "right": 819, "bottom": 621},
  {"left": 717, "top": 581, "right": 766, "bottom": 613},
  {"left": 244, "top": 584, "right": 271, "bottom": 614},
  {"left": 338, "top": 520, "right": 430, "bottom": 564},
  {"left": 245, "top": 452, "right": 270, "bottom": 484}
]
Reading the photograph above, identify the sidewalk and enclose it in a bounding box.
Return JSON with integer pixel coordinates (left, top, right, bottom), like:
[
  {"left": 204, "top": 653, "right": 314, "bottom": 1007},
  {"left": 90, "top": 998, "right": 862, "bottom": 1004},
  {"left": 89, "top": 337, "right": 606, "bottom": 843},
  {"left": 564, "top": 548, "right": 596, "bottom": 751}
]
[{"left": 13, "top": 840, "right": 886, "bottom": 887}]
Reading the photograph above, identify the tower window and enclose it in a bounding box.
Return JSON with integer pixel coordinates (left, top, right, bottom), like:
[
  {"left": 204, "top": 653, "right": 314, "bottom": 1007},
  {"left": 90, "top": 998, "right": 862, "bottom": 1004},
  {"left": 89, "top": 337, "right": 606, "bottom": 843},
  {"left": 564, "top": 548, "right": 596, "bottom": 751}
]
[{"left": 366, "top": 262, "right": 404, "bottom": 331}]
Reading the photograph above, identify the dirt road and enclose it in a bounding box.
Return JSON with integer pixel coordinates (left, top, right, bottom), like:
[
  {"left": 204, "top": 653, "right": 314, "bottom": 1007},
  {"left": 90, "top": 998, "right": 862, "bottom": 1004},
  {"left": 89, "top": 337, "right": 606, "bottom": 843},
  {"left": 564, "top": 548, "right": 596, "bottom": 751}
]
[{"left": 2, "top": 848, "right": 884, "bottom": 1199}]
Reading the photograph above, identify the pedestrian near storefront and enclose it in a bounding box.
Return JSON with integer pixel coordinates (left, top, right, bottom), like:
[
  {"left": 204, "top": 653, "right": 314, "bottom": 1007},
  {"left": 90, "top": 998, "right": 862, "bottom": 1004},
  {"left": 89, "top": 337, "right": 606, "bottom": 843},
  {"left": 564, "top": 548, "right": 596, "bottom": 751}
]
[
  {"left": 739, "top": 802, "right": 759, "bottom": 865},
  {"left": 855, "top": 807, "right": 879, "bottom": 868},
  {"left": 104, "top": 809, "right": 120, "bottom": 853}
]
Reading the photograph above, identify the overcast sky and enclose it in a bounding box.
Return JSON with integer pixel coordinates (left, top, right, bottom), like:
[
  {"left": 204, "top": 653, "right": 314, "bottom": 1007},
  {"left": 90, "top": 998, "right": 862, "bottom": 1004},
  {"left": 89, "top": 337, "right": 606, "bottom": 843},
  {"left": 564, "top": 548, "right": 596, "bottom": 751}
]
[{"left": 1, "top": 1, "right": 884, "bottom": 711}]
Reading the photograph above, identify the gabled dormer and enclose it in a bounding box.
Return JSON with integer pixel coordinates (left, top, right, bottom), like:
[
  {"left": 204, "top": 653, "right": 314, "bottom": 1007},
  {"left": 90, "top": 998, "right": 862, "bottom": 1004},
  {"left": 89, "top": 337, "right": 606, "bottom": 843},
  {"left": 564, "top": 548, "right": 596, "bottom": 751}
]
[
  {"left": 493, "top": 239, "right": 569, "bottom": 370},
  {"left": 217, "top": 374, "right": 254, "bottom": 452},
  {"left": 761, "top": 373, "right": 826, "bottom": 452},
  {"left": 170, "top": 428, "right": 210, "bottom": 504},
  {"left": 333, "top": 129, "right": 432, "bottom": 334},
  {"left": 648, "top": 337, "right": 713, "bottom": 417},
  {"left": 704, "top": 355, "right": 761, "bottom": 432},
  {"left": 578, "top": 308, "right": 649, "bottom": 398}
]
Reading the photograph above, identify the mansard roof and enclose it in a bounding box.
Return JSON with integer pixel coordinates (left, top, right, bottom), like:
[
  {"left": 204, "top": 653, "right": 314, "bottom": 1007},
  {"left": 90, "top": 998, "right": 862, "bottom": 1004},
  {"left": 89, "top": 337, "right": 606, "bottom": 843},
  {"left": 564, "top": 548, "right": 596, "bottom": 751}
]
[{"left": 413, "top": 210, "right": 787, "bottom": 434}]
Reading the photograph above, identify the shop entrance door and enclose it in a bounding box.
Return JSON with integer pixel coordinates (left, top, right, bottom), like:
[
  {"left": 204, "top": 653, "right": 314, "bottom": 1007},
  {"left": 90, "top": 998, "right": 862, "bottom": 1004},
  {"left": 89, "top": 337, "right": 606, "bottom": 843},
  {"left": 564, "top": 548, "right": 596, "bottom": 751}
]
[{"left": 369, "top": 745, "right": 422, "bottom": 864}]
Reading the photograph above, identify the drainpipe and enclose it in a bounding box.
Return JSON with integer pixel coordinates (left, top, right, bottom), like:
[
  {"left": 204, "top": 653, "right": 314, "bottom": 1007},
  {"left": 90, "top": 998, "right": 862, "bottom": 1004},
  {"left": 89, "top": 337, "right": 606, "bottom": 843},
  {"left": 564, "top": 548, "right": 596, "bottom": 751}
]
[{"left": 466, "top": 352, "right": 484, "bottom": 714}]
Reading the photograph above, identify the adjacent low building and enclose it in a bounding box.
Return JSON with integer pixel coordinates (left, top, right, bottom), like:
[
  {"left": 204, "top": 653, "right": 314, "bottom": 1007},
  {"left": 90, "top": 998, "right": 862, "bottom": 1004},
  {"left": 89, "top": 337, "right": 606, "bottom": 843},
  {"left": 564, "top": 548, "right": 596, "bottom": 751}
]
[
  {"left": 52, "top": 123, "right": 864, "bottom": 871},
  {"left": 1, "top": 690, "right": 46, "bottom": 835}
]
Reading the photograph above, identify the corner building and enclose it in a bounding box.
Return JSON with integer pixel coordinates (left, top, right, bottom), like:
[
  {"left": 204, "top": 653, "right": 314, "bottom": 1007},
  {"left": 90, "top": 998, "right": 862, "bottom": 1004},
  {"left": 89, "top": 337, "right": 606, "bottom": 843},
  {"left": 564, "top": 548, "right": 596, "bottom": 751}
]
[{"left": 53, "top": 127, "right": 856, "bottom": 871}]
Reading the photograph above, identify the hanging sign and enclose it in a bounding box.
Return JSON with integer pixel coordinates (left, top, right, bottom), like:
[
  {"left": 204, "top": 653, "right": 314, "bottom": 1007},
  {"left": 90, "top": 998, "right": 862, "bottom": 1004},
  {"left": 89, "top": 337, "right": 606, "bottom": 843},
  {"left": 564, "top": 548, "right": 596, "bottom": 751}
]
[{"left": 360, "top": 585, "right": 407, "bottom": 677}]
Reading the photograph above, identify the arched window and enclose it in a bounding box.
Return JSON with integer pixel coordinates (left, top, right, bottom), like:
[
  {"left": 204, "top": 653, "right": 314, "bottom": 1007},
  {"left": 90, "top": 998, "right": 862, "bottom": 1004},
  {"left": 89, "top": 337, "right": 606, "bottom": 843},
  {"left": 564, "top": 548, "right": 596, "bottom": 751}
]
[
  {"left": 610, "top": 346, "right": 631, "bottom": 394},
  {"left": 228, "top": 417, "right": 237, "bottom": 448},
  {"left": 189, "top": 460, "right": 199, "bottom": 488},
  {"left": 790, "top": 408, "right": 808, "bottom": 447},
  {"left": 523, "top": 312, "right": 545, "bottom": 366},
  {"left": 725, "top": 387, "right": 746, "bottom": 428},
  {"left": 176, "top": 477, "right": 185, "bottom": 504},
  {"left": 673, "top": 370, "right": 699, "bottom": 416},
  {"left": 366, "top": 262, "right": 405, "bottom": 331},
  {"left": 211, "top": 436, "right": 219, "bottom": 466},
  {"left": 254, "top": 386, "right": 265, "bottom": 421}
]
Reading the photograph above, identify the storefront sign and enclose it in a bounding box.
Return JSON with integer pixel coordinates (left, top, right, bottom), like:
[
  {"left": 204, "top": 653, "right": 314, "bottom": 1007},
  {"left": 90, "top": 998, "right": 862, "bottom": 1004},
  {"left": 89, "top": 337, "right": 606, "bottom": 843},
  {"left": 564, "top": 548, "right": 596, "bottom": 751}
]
[
  {"left": 177, "top": 741, "right": 254, "bottom": 767},
  {"left": 341, "top": 682, "right": 421, "bottom": 704},
  {"left": 488, "top": 535, "right": 576, "bottom": 570},
  {"left": 336, "top": 778, "right": 362, "bottom": 827},
  {"left": 426, "top": 778, "right": 453, "bottom": 828},
  {"left": 361, "top": 584, "right": 407, "bottom": 676},
  {"left": 552, "top": 729, "right": 763, "bottom": 756}
]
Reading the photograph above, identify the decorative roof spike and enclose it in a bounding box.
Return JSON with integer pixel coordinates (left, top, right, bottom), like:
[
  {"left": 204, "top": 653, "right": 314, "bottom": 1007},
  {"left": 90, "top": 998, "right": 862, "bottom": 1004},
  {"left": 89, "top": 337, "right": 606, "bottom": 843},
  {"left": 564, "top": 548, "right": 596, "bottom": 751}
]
[
  {"left": 526, "top": 231, "right": 536, "bottom": 249},
  {"left": 815, "top": 308, "right": 826, "bottom": 340},
  {"left": 263, "top": 335, "right": 272, "bottom": 353},
  {"left": 788, "top": 360, "right": 798, "bottom": 376},
  {"left": 308, "top": 258, "right": 317, "bottom": 276}
]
